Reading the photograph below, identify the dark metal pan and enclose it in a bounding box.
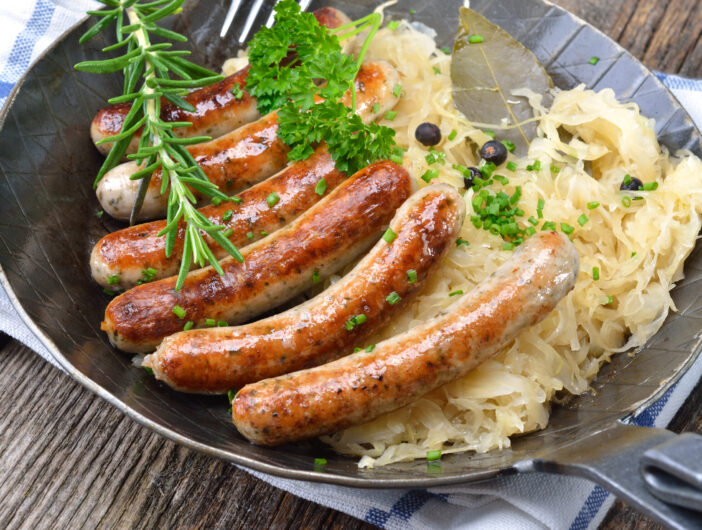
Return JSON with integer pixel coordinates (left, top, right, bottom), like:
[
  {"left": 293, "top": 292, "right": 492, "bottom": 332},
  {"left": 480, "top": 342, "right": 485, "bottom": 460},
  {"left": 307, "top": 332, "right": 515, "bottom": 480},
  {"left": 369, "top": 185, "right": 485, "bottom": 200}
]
[{"left": 1, "top": 0, "right": 701, "bottom": 527}]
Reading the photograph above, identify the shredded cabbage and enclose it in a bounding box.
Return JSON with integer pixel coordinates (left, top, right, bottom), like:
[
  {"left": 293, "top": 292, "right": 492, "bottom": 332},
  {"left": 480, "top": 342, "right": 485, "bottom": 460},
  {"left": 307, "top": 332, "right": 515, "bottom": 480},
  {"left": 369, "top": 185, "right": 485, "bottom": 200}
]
[
  {"left": 224, "top": 21, "right": 702, "bottom": 468},
  {"left": 320, "top": 22, "right": 702, "bottom": 467}
]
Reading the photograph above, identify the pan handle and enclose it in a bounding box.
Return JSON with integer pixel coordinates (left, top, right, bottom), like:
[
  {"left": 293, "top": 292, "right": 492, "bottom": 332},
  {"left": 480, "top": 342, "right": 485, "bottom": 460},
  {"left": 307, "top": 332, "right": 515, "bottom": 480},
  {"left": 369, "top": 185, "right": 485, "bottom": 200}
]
[{"left": 516, "top": 421, "right": 702, "bottom": 529}]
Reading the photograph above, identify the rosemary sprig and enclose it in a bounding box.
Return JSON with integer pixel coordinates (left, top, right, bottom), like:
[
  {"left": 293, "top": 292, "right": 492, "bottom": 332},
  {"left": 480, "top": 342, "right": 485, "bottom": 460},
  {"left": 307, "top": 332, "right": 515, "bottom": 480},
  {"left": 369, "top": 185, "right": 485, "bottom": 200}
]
[{"left": 75, "top": 0, "right": 243, "bottom": 290}]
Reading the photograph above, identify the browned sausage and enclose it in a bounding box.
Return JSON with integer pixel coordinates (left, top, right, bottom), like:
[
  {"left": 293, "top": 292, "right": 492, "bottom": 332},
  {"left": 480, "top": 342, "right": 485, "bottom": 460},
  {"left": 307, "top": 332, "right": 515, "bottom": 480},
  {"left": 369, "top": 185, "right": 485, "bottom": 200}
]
[
  {"left": 102, "top": 161, "right": 413, "bottom": 353},
  {"left": 90, "top": 7, "right": 351, "bottom": 156},
  {"left": 143, "top": 183, "right": 465, "bottom": 394},
  {"left": 96, "top": 60, "right": 399, "bottom": 220},
  {"left": 232, "top": 231, "right": 579, "bottom": 446},
  {"left": 91, "top": 145, "right": 344, "bottom": 289}
]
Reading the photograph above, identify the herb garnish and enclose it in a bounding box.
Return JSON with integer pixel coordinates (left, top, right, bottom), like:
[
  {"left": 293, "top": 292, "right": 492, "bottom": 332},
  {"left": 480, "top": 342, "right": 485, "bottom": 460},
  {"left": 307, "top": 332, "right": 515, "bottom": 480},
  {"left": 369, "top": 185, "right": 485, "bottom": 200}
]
[
  {"left": 76, "top": 0, "right": 243, "bottom": 290},
  {"left": 246, "top": 0, "right": 396, "bottom": 175}
]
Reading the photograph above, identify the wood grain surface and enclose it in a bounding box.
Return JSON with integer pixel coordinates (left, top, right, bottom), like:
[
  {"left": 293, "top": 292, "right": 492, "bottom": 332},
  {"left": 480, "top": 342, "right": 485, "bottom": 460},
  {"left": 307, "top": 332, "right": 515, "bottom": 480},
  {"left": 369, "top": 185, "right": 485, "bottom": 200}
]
[{"left": 2, "top": 0, "right": 701, "bottom": 528}]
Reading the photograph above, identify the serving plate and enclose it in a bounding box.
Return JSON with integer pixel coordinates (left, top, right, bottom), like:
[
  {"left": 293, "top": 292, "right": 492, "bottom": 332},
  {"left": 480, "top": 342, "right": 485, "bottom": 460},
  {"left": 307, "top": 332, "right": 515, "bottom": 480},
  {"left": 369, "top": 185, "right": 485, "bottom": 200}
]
[{"left": 1, "top": 0, "right": 702, "bottom": 525}]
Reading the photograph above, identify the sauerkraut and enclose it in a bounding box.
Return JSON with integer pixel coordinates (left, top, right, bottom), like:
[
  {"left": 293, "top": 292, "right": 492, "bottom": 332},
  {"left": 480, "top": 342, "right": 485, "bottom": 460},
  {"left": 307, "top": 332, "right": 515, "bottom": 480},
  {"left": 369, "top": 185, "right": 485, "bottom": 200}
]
[{"left": 226, "top": 21, "right": 702, "bottom": 468}]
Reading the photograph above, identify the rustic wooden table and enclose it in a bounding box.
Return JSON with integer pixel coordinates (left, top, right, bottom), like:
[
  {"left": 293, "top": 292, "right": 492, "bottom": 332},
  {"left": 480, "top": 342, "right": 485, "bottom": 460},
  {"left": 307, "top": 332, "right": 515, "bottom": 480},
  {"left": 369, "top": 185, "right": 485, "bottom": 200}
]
[{"left": 2, "top": 0, "right": 701, "bottom": 528}]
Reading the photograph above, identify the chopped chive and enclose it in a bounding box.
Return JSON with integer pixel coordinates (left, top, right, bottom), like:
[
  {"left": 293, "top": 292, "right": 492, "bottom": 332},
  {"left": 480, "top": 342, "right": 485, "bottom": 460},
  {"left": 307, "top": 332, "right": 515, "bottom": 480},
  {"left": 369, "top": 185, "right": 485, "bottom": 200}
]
[
  {"left": 386, "top": 292, "right": 402, "bottom": 305},
  {"left": 218, "top": 320, "right": 228, "bottom": 327},
  {"left": 222, "top": 228, "right": 233, "bottom": 238},
  {"left": 577, "top": 214, "right": 589, "bottom": 226},
  {"left": 138, "top": 267, "right": 158, "bottom": 284},
  {"left": 107, "top": 274, "right": 120, "bottom": 285},
  {"left": 623, "top": 174, "right": 632, "bottom": 185},
  {"left": 392, "top": 83, "right": 403, "bottom": 98},
  {"left": 525, "top": 226, "right": 536, "bottom": 236},
  {"left": 501, "top": 140, "right": 515, "bottom": 152},
  {"left": 426, "top": 450, "right": 442, "bottom": 461},
  {"left": 382, "top": 227, "right": 397, "bottom": 244},
  {"left": 314, "top": 457, "right": 327, "bottom": 466},
  {"left": 246, "top": 231, "right": 254, "bottom": 240},
  {"left": 183, "top": 321, "right": 194, "bottom": 331},
  {"left": 484, "top": 129, "right": 495, "bottom": 139},
  {"left": 602, "top": 295, "right": 613, "bottom": 305},
  {"left": 387, "top": 20, "right": 400, "bottom": 30},
  {"left": 228, "top": 389, "right": 236, "bottom": 404},
  {"left": 432, "top": 66, "right": 441, "bottom": 75},
  {"left": 222, "top": 209, "right": 233, "bottom": 222},
  {"left": 407, "top": 269, "right": 417, "bottom": 283},
  {"left": 231, "top": 83, "right": 244, "bottom": 99},
  {"left": 493, "top": 174, "right": 509, "bottom": 185},
  {"left": 266, "top": 192, "right": 280, "bottom": 207},
  {"left": 315, "top": 178, "right": 327, "bottom": 196},
  {"left": 441, "top": 46, "right": 451, "bottom": 54},
  {"left": 231, "top": 196, "right": 243, "bottom": 204},
  {"left": 172, "top": 305, "right": 186, "bottom": 319},
  {"left": 550, "top": 165, "right": 560, "bottom": 174},
  {"left": 205, "top": 318, "right": 216, "bottom": 327},
  {"left": 587, "top": 201, "right": 600, "bottom": 210},
  {"left": 592, "top": 266, "right": 600, "bottom": 280},
  {"left": 631, "top": 251, "right": 637, "bottom": 258},
  {"left": 589, "top": 56, "right": 600, "bottom": 65},
  {"left": 537, "top": 198, "right": 545, "bottom": 210},
  {"left": 448, "top": 129, "right": 457, "bottom": 141},
  {"left": 354, "top": 314, "right": 367, "bottom": 325},
  {"left": 97, "top": 210, "right": 104, "bottom": 218},
  {"left": 621, "top": 196, "right": 632, "bottom": 208},
  {"left": 456, "top": 237, "right": 470, "bottom": 248},
  {"left": 226, "top": 180, "right": 233, "bottom": 188},
  {"left": 421, "top": 169, "right": 440, "bottom": 183},
  {"left": 642, "top": 182, "right": 658, "bottom": 191},
  {"left": 502, "top": 242, "right": 514, "bottom": 251},
  {"left": 211, "top": 197, "right": 222, "bottom": 206},
  {"left": 528, "top": 216, "right": 539, "bottom": 226},
  {"left": 384, "top": 110, "right": 397, "bottom": 121},
  {"left": 102, "top": 288, "right": 117, "bottom": 296},
  {"left": 372, "top": 103, "right": 380, "bottom": 114},
  {"left": 144, "top": 366, "right": 154, "bottom": 376},
  {"left": 533, "top": 160, "right": 541, "bottom": 171},
  {"left": 506, "top": 161, "right": 517, "bottom": 172},
  {"left": 390, "top": 146, "right": 405, "bottom": 164},
  {"left": 526, "top": 164, "right": 534, "bottom": 171},
  {"left": 449, "top": 290, "right": 464, "bottom": 297},
  {"left": 365, "top": 344, "right": 376, "bottom": 352},
  {"left": 260, "top": 230, "right": 268, "bottom": 236},
  {"left": 345, "top": 314, "right": 367, "bottom": 331},
  {"left": 354, "top": 347, "right": 362, "bottom": 352},
  {"left": 468, "top": 35, "right": 483, "bottom": 44},
  {"left": 409, "top": 8, "right": 416, "bottom": 14},
  {"left": 312, "top": 270, "right": 320, "bottom": 284},
  {"left": 560, "top": 223, "right": 575, "bottom": 235},
  {"left": 542, "top": 221, "right": 556, "bottom": 231}
]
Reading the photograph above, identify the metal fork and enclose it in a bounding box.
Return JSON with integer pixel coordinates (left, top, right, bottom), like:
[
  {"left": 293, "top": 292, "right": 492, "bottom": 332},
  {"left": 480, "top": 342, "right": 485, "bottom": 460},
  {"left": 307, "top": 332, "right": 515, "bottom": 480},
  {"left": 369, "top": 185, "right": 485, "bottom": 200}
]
[{"left": 220, "top": 0, "right": 313, "bottom": 43}]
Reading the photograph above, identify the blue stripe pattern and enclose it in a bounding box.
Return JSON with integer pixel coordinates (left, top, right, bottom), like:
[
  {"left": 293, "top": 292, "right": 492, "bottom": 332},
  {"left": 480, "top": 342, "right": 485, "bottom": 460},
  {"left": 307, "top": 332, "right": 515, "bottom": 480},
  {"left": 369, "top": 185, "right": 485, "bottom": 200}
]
[
  {"left": 364, "top": 490, "right": 448, "bottom": 527},
  {"left": 0, "top": 0, "right": 55, "bottom": 102}
]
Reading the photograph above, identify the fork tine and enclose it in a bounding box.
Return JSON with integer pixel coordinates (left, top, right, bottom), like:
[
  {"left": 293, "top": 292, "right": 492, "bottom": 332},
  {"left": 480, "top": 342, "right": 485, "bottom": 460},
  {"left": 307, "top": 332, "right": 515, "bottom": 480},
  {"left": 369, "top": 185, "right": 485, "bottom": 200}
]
[
  {"left": 238, "top": 0, "right": 266, "bottom": 44},
  {"left": 220, "top": 0, "right": 244, "bottom": 38}
]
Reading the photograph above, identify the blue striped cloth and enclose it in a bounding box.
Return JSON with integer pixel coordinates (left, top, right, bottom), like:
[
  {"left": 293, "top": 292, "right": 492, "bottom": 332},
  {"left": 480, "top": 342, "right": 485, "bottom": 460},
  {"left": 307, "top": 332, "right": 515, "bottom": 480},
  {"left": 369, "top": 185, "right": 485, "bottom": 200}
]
[{"left": 2, "top": 2, "right": 702, "bottom": 528}]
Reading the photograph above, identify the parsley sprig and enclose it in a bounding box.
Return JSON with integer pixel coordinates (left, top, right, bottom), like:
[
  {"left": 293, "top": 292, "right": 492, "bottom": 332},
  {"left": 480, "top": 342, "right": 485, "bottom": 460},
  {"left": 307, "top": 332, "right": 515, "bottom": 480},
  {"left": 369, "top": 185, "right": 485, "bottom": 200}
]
[
  {"left": 75, "top": 0, "right": 243, "bottom": 290},
  {"left": 246, "top": 0, "right": 397, "bottom": 174}
]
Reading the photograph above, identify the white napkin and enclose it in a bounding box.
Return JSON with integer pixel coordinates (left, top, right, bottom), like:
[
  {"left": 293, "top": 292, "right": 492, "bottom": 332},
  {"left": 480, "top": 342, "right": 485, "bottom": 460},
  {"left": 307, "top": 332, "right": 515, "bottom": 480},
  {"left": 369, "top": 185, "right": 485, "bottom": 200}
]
[{"left": 2, "top": 2, "right": 702, "bottom": 528}]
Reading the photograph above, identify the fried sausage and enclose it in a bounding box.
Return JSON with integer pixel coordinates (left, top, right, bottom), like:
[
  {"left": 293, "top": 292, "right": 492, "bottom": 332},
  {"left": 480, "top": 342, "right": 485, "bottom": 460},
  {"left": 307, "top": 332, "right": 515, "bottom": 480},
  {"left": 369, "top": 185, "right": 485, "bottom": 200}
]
[
  {"left": 232, "top": 231, "right": 579, "bottom": 446},
  {"left": 143, "top": 183, "right": 465, "bottom": 393},
  {"left": 91, "top": 145, "right": 344, "bottom": 289},
  {"left": 102, "top": 161, "right": 413, "bottom": 353},
  {"left": 90, "top": 7, "right": 351, "bottom": 156},
  {"left": 96, "top": 60, "right": 399, "bottom": 221}
]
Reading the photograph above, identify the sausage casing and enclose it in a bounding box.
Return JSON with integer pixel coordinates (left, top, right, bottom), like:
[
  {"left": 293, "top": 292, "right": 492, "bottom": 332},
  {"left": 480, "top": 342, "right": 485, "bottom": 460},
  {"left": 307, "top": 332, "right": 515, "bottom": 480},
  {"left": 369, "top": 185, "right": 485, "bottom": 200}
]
[
  {"left": 232, "top": 231, "right": 579, "bottom": 446},
  {"left": 91, "top": 145, "right": 344, "bottom": 289},
  {"left": 143, "top": 183, "right": 465, "bottom": 393},
  {"left": 102, "top": 160, "right": 413, "bottom": 353},
  {"left": 90, "top": 7, "right": 351, "bottom": 155},
  {"left": 96, "top": 60, "right": 399, "bottom": 221}
]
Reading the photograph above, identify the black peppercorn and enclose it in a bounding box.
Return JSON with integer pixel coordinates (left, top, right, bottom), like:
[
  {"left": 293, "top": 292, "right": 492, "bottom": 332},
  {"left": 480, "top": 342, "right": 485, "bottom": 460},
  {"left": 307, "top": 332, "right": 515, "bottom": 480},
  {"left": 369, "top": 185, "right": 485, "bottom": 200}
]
[
  {"left": 415, "top": 122, "right": 442, "bottom": 146},
  {"left": 464, "top": 167, "right": 481, "bottom": 189},
  {"left": 480, "top": 140, "right": 508, "bottom": 165}
]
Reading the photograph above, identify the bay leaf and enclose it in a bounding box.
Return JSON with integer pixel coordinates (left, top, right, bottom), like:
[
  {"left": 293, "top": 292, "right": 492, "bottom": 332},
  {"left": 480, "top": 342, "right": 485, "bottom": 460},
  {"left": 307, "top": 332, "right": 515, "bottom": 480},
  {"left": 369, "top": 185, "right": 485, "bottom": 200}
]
[{"left": 451, "top": 7, "right": 553, "bottom": 155}]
